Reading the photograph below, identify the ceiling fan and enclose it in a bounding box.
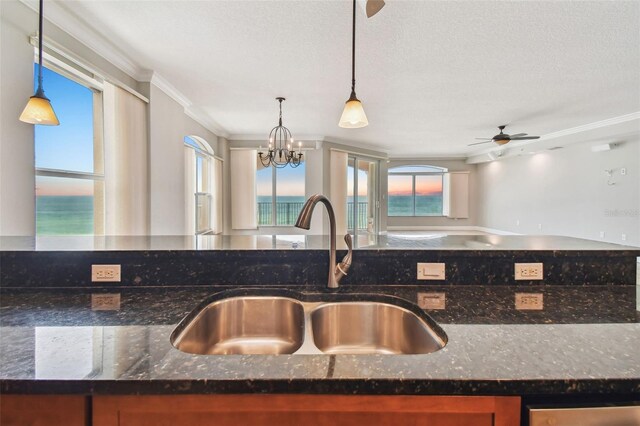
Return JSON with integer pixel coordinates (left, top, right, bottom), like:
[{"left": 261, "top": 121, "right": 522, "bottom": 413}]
[
  {"left": 362, "top": 0, "right": 385, "bottom": 17},
  {"left": 469, "top": 125, "right": 540, "bottom": 146}
]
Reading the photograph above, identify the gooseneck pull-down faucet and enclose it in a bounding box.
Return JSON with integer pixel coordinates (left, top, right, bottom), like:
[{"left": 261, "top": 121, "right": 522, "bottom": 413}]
[{"left": 295, "top": 194, "right": 353, "bottom": 289}]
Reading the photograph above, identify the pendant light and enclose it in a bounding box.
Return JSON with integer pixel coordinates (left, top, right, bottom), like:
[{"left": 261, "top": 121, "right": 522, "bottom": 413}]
[
  {"left": 19, "top": 0, "right": 59, "bottom": 126},
  {"left": 258, "top": 97, "right": 303, "bottom": 168},
  {"left": 339, "top": 0, "right": 368, "bottom": 129}
]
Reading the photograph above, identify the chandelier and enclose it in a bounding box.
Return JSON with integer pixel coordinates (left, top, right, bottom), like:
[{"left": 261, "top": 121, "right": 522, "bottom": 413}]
[{"left": 258, "top": 97, "right": 303, "bottom": 168}]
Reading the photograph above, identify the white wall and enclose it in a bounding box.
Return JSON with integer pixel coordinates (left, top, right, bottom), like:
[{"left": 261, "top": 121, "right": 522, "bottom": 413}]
[
  {"left": 0, "top": 1, "right": 35, "bottom": 235},
  {"left": 148, "top": 83, "right": 219, "bottom": 235},
  {"left": 477, "top": 140, "right": 640, "bottom": 246},
  {"left": 386, "top": 159, "right": 479, "bottom": 229},
  {"left": 0, "top": 1, "right": 145, "bottom": 236}
]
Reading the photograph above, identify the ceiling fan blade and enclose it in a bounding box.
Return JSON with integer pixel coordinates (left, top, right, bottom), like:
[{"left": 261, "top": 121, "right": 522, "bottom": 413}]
[
  {"left": 468, "top": 140, "right": 493, "bottom": 146},
  {"left": 474, "top": 138, "right": 493, "bottom": 140},
  {"left": 510, "top": 136, "right": 540, "bottom": 140},
  {"left": 508, "top": 133, "right": 527, "bottom": 138},
  {"left": 366, "top": 0, "right": 385, "bottom": 17}
]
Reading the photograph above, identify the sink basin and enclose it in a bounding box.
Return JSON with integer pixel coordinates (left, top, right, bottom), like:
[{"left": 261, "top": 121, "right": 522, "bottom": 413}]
[
  {"left": 310, "top": 302, "right": 445, "bottom": 355},
  {"left": 171, "top": 290, "right": 447, "bottom": 356},
  {"left": 170, "top": 296, "right": 305, "bottom": 355}
]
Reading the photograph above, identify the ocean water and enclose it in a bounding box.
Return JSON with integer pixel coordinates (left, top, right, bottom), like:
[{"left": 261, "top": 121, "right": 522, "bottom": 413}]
[
  {"left": 388, "top": 195, "right": 443, "bottom": 216},
  {"left": 36, "top": 196, "right": 94, "bottom": 235},
  {"left": 35, "top": 195, "right": 443, "bottom": 235}
]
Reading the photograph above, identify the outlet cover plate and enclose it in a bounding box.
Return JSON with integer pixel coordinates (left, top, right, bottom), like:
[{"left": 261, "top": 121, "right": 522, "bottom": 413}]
[
  {"left": 417, "top": 263, "right": 446, "bottom": 280},
  {"left": 91, "top": 264, "right": 121, "bottom": 282},
  {"left": 417, "top": 292, "right": 446, "bottom": 310},
  {"left": 514, "top": 263, "right": 543, "bottom": 280},
  {"left": 91, "top": 293, "right": 121, "bottom": 311},
  {"left": 515, "top": 293, "right": 544, "bottom": 310}
]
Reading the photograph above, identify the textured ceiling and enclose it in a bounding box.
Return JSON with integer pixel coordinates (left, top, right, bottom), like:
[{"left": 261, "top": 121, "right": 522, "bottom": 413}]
[{"left": 61, "top": 0, "right": 640, "bottom": 156}]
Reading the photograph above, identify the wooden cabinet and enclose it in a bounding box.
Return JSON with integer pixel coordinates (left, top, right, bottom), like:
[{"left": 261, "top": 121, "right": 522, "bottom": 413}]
[
  {"left": 0, "top": 395, "right": 89, "bottom": 426},
  {"left": 93, "top": 394, "right": 520, "bottom": 426}
]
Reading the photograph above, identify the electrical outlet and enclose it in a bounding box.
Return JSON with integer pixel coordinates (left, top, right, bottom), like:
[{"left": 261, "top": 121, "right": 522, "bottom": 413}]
[
  {"left": 515, "top": 263, "right": 543, "bottom": 280},
  {"left": 417, "top": 263, "right": 445, "bottom": 280},
  {"left": 515, "top": 293, "right": 544, "bottom": 310},
  {"left": 91, "top": 293, "right": 121, "bottom": 310},
  {"left": 622, "top": 234, "right": 627, "bottom": 241},
  {"left": 621, "top": 168, "right": 627, "bottom": 176},
  {"left": 417, "top": 292, "right": 446, "bottom": 310},
  {"left": 91, "top": 265, "right": 121, "bottom": 282},
  {"left": 599, "top": 231, "right": 605, "bottom": 238}
]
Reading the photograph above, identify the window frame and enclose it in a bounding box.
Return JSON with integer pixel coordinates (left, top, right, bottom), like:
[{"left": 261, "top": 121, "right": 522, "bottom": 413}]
[
  {"left": 184, "top": 136, "right": 215, "bottom": 235},
  {"left": 34, "top": 55, "right": 105, "bottom": 235},
  {"left": 387, "top": 165, "right": 447, "bottom": 217}
]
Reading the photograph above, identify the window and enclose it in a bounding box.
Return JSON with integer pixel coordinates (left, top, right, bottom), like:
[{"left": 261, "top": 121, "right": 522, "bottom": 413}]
[
  {"left": 257, "top": 162, "right": 306, "bottom": 226},
  {"left": 388, "top": 165, "right": 446, "bottom": 216},
  {"left": 35, "top": 65, "right": 104, "bottom": 235},
  {"left": 185, "top": 136, "right": 220, "bottom": 234}
]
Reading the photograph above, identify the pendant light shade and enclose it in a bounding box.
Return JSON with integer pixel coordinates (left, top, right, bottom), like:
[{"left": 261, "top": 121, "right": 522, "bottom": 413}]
[
  {"left": 19, "top": 0, "right": 59, "bottom": 126},
  {"left": 339, "top": 0, "right": 368, "bottom": 129},
  {"left": 339, "top": 95, "right": 368, "bottom": 129},
  {"left": 20, "top": 91, "right": 59, "bottom": 125}
]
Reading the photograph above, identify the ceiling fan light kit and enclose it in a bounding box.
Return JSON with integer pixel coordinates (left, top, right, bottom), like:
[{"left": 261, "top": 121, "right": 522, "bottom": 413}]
[{"left": 469, "top": 125, "right": 540, "bottom": 147}]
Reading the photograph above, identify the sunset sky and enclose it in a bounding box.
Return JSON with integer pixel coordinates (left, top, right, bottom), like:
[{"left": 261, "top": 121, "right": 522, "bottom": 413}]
[{"left": 388, "top": 175, "right": 442, "bottom": 196}]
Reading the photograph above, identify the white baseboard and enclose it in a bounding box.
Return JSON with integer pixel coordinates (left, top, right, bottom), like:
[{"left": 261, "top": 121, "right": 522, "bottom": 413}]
[{"left": 386, "top": 225, "right": 520, "bottom": 236}]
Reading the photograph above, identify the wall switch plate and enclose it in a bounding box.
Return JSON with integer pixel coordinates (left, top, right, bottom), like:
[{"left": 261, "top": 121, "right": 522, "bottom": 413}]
[
  {"left": 515, "top": 293, "right": 544, "bottom": 310},
  {"left": 417, "top": 263, "right": 446, "bottom": 280},
  {"left": 622, "top": 234, "right": 627, "bottom": 241},
  {"left": 599, "top": 231, "right": 605, "bottom": 238},
  {"left": 515, "top": 263, "right": 543, "bottom": 280},
  {"left": 91, "top": 293, "right": 121, "bottom": 311},
  {"left": 417, "top": 292, "right": 446, "bottom": 310},
  {"left": 91, "top": 264, "right": 121, "bottom": 282}
]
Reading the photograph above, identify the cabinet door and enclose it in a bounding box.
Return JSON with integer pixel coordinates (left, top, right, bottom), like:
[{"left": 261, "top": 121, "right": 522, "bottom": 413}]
[
  {"left": 0, "top": 395, "right": 88, "bottom": 426},
  {"left": 94, "top": 394, "right": 520, "bottom": 426}
]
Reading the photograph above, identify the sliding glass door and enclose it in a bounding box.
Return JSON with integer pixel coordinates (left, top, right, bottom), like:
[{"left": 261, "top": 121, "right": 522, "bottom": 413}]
[{"left": 347, "top": 156, "right": 378, "bottom": 236}]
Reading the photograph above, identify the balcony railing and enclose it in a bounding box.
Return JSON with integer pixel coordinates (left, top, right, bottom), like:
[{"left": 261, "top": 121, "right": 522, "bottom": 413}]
[
  {"left": 258, "top": 201, "right": 369, "bottom": 230},
  {"left": 347, "top": 202, "right": 369, "bottom": 230}
]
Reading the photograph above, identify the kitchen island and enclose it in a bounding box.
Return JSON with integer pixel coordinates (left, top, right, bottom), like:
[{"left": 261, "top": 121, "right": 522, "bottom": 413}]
[{"left": 1, "top": 235, "right": 638, "bottom": 425}]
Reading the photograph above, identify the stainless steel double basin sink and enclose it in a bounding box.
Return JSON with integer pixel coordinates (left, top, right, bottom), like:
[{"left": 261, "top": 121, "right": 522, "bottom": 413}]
[{"left": 170, "top": 289, "right": 447, "bottom": 355}]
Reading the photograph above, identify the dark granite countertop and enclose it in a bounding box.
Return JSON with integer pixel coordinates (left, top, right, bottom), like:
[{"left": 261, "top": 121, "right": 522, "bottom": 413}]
[
  {"left": 1, "top": 234, "right": 638, "bottom": 252},
  {"left": 1, "top": 285, "right": 638, "bottom": 396}
]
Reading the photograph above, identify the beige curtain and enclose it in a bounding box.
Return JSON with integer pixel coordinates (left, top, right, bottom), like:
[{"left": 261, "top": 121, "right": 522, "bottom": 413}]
[
  {"left": 230, "top": 150, "right": 257, "bottom": 230},
  {"left": 103, "top": 82, "right": 149, "bottom": 235},
  {"left": 330, "top": 150, "right": 348, "bottom": 235},
  {"left": 184, "top": 147, "right": 196, "bottom": 234},
  {"left": 212, "top": 157, "right": 223, "bottom": 234}
]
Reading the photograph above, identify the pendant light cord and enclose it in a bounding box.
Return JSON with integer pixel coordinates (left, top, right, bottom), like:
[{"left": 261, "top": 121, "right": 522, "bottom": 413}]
[
  {"left": 36, "top": 0, "right": 44, "bottom": 93},
  {"left": 351, "top": 0, "right": 356, "bottom": 95}
]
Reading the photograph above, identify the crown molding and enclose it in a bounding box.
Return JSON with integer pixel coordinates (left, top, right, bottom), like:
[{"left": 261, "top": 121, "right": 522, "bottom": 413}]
[
  {"left": 467, "top": 111, "right": 640, "bottom": 157},
  {"left": 149, "top": 72, "right": 229, "bottom": 138},
  {"left": 537, "top": 111, "right": 640, "bottom": 141},
  {"left": 18, "top": 0, "right": 146, "bottom": 80},
  {"left": 18, "top": 0, "right": 229, "bottom": 138},
  {"left": 150, "top": 73, "right": 191, "bottom": 108},
  {"left": 389, "top": 154, "right": 467, "bottom": 161},
  {"left": 185, "top": 107, "right": 229, "bottom": 139}
]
